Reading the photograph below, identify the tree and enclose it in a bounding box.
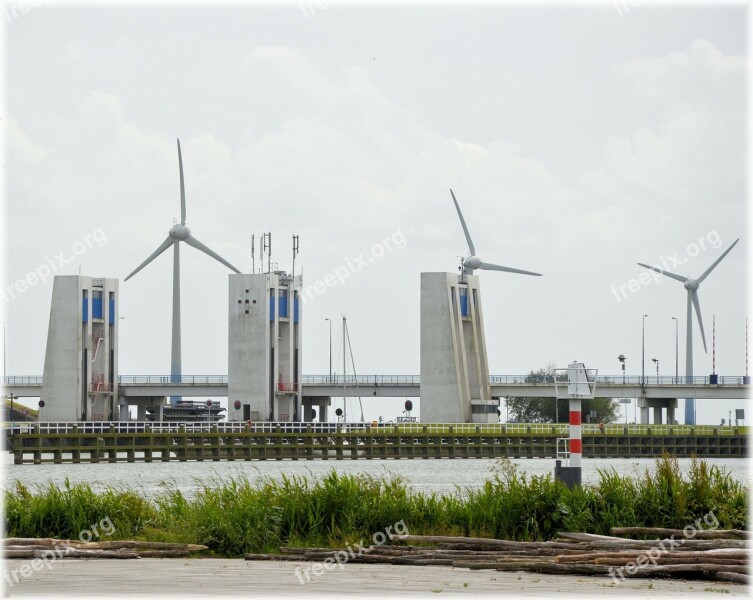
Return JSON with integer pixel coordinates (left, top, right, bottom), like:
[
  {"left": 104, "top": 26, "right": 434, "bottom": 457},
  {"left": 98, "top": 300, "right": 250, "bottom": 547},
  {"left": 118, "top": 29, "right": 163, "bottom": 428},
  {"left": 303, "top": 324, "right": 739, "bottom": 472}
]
[{"left": 504, "top": 364, "right": 621, "bottom": 424}]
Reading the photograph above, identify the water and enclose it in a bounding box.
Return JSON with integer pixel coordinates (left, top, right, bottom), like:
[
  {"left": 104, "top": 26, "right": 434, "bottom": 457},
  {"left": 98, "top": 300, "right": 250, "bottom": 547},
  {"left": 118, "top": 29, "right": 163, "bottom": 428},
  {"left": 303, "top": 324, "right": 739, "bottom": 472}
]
[{"left": 3, "top": 454, "right": 750, "bottom": 498}]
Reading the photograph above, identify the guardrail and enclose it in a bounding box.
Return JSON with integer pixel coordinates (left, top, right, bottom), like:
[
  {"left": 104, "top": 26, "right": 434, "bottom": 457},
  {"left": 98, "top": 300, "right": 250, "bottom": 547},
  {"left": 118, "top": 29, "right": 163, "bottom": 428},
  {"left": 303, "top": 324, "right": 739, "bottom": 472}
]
[
  {"left": 3, "top": 374, "right": 750, "bottom": 386},
  {"left": 3, "top": 421, "right": 748, "bottom": 437}
]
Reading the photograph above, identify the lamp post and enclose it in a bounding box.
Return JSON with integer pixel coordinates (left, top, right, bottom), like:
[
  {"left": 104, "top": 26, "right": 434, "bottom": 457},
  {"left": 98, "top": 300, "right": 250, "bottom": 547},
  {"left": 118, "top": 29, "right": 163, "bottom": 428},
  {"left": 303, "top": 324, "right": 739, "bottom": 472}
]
[
  {"left": 671, "top": 316, "right": 678, "bottom": 383},
  {"left": 324, "top": 318, "right": 332, "bottom": 383},
  {"left": 618, "top": 354, "right": 626, "bottom": 384},
  {"left": 642, "top": 315, "right": 648, "bottom": 387},
  {"left": 652, "top": 358, "right": 659, "bottom": 383}
]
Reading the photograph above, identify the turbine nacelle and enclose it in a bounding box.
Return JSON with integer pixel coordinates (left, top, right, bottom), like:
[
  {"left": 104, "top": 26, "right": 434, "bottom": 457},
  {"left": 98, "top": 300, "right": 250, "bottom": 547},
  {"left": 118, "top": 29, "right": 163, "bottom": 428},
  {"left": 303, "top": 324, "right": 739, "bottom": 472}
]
[
  {"left": 169, "top": 223, "right": 191, "bottom": 241},
  {"left": 463, "top": 255, "right": 481, "bottom": 271}
]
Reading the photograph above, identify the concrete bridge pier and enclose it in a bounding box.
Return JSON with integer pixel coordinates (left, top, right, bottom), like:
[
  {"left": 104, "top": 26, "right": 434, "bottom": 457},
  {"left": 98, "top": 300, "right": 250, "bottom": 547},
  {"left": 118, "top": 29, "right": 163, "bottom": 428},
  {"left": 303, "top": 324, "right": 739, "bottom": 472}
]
[
  {"left": 302, "top": 396, "right": 330, "bottom": 422},
  {"left": 638, "top": 397, "right": 678, "bottom": 425}
]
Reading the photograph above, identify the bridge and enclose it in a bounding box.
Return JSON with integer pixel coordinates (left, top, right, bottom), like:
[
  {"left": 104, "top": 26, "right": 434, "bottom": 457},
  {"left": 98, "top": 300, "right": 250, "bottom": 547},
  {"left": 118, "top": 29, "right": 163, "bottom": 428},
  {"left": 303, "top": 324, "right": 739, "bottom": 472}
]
[{"left": 2, "top": 374, "right": 750, "bottom": 400}]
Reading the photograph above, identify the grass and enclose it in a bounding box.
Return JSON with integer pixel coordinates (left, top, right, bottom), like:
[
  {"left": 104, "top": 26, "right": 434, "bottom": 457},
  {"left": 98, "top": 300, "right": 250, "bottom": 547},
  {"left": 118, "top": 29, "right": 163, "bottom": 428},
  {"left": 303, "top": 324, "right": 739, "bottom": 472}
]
[{"left": 4, "top": 454, "right": 748, "bottom": 557}]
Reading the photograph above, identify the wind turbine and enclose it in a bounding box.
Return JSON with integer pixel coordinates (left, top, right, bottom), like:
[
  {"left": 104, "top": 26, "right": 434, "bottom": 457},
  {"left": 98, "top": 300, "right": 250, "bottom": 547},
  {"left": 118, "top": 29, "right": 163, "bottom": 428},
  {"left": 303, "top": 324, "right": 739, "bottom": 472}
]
[
  {"left": 125, "top": 139, "right": 241, "bottom": 403},
  {"left": 450, "top": 189, "right": 542, "bottom": 277},
  {"left": 637, "top": 238, "right": 739, "bottom": 424}
]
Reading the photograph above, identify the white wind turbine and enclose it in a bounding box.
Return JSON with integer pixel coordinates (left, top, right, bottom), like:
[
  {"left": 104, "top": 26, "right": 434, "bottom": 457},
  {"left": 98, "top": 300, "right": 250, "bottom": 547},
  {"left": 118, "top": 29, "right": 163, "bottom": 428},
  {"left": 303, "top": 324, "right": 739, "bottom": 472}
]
[
  {"left": 125, "top": 139, "right": 241, "bottom": 402},
  {"left": 637, "top": 238, "right": 739, "bottom": 424},
  {"left": 450, "top": 189, "right": 542, "bottom": 277}
]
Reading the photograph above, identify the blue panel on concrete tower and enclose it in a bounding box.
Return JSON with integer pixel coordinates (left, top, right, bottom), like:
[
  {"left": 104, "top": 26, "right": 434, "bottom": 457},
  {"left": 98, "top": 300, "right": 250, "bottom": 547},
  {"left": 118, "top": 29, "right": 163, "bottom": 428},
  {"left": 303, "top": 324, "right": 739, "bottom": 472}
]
[
  {"left": 294, "top": 297, "right": 299, "bottom": 323},
  {"left": 82, "top": 299, "right": 88, "bottom": 323},
  {"left": 279, "top": 295, "right": 288, "bottom": 318},
  {"left": 108, "top": 299, "right": 115, "bottom": 323},
  {"left": 459, "top": 291, "right": 468, "bottom": 317},
  {"left": 92, "top": 298, "right": 103, "bottom": 319},
  {"left": 269, "top": 293, "right": 275, "bottom": 321}
]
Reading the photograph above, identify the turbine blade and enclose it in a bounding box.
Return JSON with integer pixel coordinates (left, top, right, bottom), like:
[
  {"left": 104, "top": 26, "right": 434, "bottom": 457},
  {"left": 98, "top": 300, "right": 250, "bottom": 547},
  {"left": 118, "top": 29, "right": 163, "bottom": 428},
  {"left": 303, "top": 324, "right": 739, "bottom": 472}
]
[
  {"left": 125, "top": 237, "right": 174, "bottom": 281},
  {"left": 178, "top": 139, "right": 186, "bottom": 224},
  {"left": 691, "top": 290, "right": 707, "bottom": 353},
  {"left": 636, "top": 263, "right": 687, "bottom": 283},
  {"left": 184, "top": 235, "right": 241, "bottom": 273},
  {"left": 478, "top": 261, "right": 542, "bottom": 276},
  {"left": 696, "top": 238, "right": 739, "bottom": 284},
  {"left": 450, "top": 189, "right": 475, "bottom": 256}
]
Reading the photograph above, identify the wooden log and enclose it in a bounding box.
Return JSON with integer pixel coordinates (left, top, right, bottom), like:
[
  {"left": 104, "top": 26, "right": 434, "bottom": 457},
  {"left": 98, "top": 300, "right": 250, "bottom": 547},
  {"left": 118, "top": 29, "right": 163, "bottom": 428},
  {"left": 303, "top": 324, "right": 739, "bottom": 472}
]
[
  {"left": 3, "top": 549, "right": 36, "bottom": 559},
  {"left": 556, "top": 549, "right": 749, "bottom": 563},
  {"left": 245, "top": 553, "right": 305, "bottom": 561},
  {"left": 33, "top": 548, "right": 139, "bottom": 559},
  {"left": 3, "top": 538, "right": 70, "bottom": 547},
  {"left": 595, "top": 557, "right": 747, "bottom": 567},
  {"left": 610, "top": 527, "right": 749, "bottom": 540},
  {"left": 621, "top": 563, "right": 749, "bottom": 577},
  {"left": 710, "top": 572, "right": 750, "bottom": 585},
  {"left": 69, "top": 541, "right": 208, "bottom": 551},
  {"left": 454, "top": 560, "right": 612, "bottom": 575},
  {"left": 135, "top": 550, "right": 191, "bottom": 558},
  {"left": 396, "top": 535, "right": 584, "bottom": 550}
]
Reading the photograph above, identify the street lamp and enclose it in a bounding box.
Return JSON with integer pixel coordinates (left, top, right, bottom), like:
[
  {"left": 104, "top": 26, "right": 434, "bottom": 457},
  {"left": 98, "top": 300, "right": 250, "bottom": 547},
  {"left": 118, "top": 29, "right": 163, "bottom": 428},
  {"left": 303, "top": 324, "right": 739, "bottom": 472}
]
[
  {"left": 642, "top": 314, "right": 648, "bottom": 387},
  {"left": 324, "top": 318, "right": 332, "bottom": 383},
  {"left": 671, "top": 316, "right": 678, "bottom": 383},
  {"left": 652, "top": 357, "right": 659, "bottom": 383},
  {"left": 618, "top": 354, "right": 626, "bottom": 384}
]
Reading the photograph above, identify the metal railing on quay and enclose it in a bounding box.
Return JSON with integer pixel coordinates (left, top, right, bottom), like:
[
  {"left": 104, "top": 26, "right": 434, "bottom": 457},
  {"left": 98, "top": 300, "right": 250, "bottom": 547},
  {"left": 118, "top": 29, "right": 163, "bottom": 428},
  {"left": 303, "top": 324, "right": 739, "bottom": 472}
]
[{"left": 3, "top": 421, "right": 748, "bottom": 437}]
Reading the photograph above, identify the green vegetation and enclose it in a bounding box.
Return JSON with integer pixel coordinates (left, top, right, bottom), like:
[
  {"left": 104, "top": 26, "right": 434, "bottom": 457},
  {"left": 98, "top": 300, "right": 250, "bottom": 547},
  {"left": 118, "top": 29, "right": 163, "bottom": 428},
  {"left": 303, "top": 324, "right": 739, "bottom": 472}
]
[
  {"left": 4, "top": 455, "right": 747, "bottom": 557},
  {"left": 505, "top": 363, "right": 621, "bottom": 423}
]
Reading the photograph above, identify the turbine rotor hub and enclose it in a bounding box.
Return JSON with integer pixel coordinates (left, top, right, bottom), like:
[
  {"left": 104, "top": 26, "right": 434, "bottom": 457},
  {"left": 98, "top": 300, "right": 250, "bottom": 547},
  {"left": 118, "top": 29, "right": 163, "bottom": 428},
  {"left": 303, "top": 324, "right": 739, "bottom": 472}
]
[
  {"left": 684, "top": 279, "right": 699, "bottom": 291},
  {"left": 464, "top": 255, "right": 481, "bottom": 270},
  {"left": 169, "top": 224, "right": 191, "bottom": 241}
]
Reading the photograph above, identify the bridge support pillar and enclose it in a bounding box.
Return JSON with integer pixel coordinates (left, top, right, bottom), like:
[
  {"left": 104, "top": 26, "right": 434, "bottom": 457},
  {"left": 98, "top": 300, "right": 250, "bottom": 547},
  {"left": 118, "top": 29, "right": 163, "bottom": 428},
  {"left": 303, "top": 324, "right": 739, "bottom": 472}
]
[
  {"left": 667, "top": 403, "right": 676, "bottom": 425},
  {"left": 653, "top": 405, "right": 662, "bottom": 425}
]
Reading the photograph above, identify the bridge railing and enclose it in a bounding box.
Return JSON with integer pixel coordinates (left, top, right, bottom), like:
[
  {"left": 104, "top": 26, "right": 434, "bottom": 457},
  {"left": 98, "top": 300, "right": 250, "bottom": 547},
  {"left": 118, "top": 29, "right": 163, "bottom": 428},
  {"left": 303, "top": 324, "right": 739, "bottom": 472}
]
[{"left": 3, "top": 374, "right": 750, "bottom": 386}]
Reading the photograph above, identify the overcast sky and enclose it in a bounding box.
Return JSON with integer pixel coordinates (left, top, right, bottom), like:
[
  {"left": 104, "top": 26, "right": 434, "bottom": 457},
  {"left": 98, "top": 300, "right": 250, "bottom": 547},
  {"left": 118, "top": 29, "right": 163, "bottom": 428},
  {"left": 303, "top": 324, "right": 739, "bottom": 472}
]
[{"left": 3, "top": 1, "right": 749, "bottom": 423}]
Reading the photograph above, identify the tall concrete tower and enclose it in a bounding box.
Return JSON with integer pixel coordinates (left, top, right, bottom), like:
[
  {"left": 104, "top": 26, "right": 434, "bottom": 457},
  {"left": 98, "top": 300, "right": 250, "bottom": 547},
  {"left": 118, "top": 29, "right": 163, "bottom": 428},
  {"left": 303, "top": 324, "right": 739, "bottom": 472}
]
[
  {"left": 227, "top": 271, "right": 302, "bottom": 421},
  {"left": 420, "top": 190, "right": 541, "bottom": 424},
  {"left": 420, "top": 272, "right": 497, "bottom": 423},
  {"left": 39, "top": 276, "right": 119, "bottom": 421}
]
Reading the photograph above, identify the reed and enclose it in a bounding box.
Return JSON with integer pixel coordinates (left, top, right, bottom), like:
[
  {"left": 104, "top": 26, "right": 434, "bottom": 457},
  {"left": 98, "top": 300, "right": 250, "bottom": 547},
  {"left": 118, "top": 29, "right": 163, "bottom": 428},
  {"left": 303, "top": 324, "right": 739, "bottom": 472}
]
[{"left": 4, "top": 455, "right": 747, "bottom": 557}]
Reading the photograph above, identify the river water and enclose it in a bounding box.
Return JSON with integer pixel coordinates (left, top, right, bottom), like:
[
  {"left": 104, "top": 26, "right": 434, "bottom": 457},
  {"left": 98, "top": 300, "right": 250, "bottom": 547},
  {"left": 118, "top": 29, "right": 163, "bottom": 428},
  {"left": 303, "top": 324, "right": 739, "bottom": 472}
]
[{"left": 3, "top": 454, "right": 750, "bottom": 498}]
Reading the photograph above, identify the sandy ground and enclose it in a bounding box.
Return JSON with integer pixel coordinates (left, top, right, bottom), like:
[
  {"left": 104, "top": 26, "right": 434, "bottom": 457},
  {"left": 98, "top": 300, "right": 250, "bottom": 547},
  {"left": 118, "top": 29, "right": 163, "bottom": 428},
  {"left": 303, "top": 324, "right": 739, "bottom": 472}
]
[{"left": 2, "top": 558, "right": 747, "bottom": 597}]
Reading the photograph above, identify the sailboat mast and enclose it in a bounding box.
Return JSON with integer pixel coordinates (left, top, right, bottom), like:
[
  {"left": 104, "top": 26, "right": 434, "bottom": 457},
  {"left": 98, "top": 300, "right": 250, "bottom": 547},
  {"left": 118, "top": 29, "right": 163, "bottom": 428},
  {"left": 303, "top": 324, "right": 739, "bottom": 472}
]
[{"left": 342, "top": 315, "right": 347, "bottom": 422}]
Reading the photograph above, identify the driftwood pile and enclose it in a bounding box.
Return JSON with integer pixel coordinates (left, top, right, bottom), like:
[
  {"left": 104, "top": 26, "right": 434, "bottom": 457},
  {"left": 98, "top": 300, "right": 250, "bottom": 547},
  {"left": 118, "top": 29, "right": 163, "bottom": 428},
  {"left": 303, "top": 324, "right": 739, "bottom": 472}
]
[
  {"left": 245, "top": 528, "right": 749, "bottom": 585},
  {"left": 3, "top": 538, "right": 208, "bottom": 559}
]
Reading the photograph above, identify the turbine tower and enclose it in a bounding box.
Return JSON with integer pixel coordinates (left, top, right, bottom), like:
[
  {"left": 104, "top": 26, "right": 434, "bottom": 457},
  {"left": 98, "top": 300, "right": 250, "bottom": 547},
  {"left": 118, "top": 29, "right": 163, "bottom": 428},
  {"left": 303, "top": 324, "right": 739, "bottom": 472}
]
[
  {"left": 638, "top": 238, "right": 739, "bottom": 424},
  {"left": 125, "top": 139, "right": 241, "bottom": 403},
  {"left": 420, "top": 189, "right": 541, "bottom": 424}
]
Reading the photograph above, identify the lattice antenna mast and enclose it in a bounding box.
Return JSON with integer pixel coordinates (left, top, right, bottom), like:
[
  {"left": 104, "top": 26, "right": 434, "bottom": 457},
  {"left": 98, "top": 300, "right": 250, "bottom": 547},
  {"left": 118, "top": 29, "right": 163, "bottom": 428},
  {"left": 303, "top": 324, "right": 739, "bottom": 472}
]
[
  {"left": 712, "top": 314, "right": 716, "bottom": 375},
  {"left": 251, "top": 234, "right": 255, "bottom": 274}
]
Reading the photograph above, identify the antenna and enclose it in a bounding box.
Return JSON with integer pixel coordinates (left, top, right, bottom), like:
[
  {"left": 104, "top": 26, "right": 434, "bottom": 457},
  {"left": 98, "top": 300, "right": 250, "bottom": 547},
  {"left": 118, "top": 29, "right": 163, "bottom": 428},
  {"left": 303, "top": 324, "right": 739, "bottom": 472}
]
[
  {"left": 292, "top": 235, "right": 300, "bottom": 276},
  {"left": 261, "top": 232, "right": 271, "bottom": 274},
  {"left": 267, "top": 232, "right": 272, "bottom": 274},
  {"left": 712, "top": 314, "right": 716, "bottom": 375},
  {"left": 251, "top": 234, "right": 255, "bottom": 274}
]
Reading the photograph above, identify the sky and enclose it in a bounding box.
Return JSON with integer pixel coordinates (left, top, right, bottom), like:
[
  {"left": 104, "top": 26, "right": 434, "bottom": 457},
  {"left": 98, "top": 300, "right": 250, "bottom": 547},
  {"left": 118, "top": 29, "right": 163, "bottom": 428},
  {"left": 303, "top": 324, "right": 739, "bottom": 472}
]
[{"left": 2, "top": 0, "right": 750, "bottom": 424}]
